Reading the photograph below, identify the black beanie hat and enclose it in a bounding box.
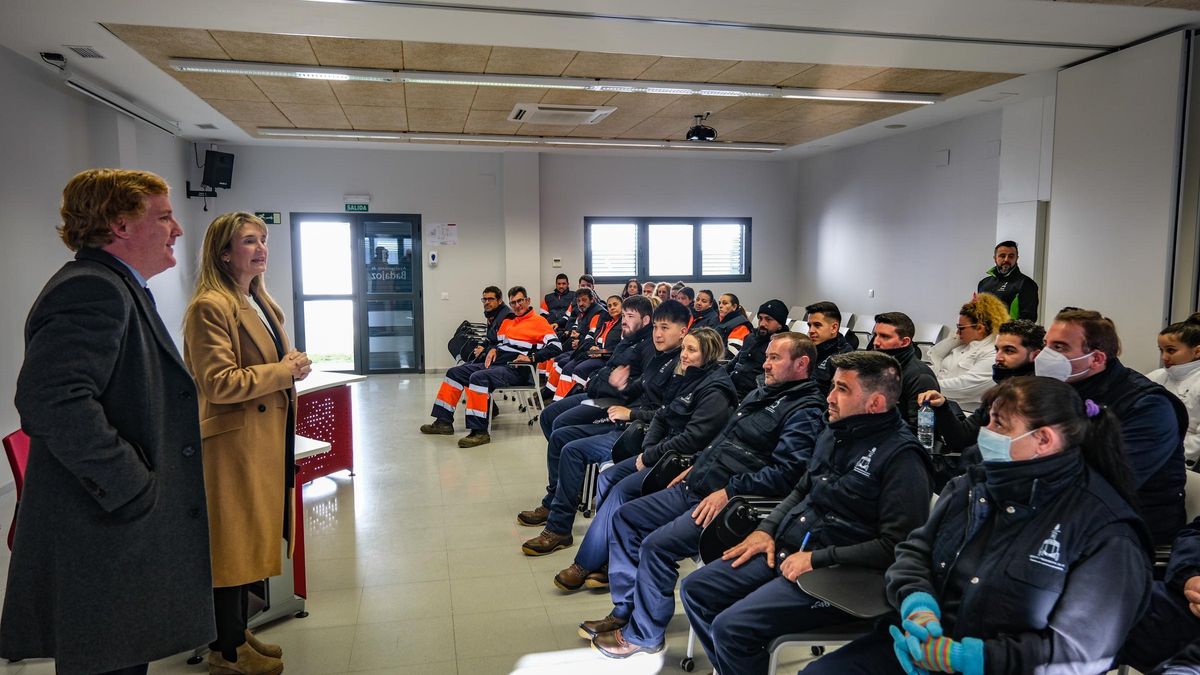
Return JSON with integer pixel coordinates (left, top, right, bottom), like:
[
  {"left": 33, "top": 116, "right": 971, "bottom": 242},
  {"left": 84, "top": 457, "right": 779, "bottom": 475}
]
[{"left": 757, "top": 299, "right": 789, "bottom": 326}]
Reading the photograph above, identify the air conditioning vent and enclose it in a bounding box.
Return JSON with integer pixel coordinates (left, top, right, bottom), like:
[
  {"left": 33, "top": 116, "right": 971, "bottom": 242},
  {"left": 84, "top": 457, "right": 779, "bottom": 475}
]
[
  {"left": 65, "top": 45, "right": 105, "bottom": 59},
  {"left": 507, "top": 103, "right": 616, "bottom": 126}
]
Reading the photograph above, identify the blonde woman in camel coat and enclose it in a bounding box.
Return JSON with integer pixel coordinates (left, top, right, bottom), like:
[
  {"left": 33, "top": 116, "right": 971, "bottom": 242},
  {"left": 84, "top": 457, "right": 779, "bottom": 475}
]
[{"left": 184, "top": 212, "right": 312, "bottom": 675}]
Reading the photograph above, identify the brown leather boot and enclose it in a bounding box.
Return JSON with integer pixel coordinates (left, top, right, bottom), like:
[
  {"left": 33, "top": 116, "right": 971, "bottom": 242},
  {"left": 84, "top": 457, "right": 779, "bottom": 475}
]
[
  {"left": 521, "top": 529, "right": 572, "bottom": 556},
  {"left": 553, "top": 563, "right": 589, "bottom": 591},
  {"left": 419, "top": 419, "right": 454, "bottom": 435},
  {"left": 209, "top": 642, "right": 284, "bottom": 675},
  {"left": 592, "top": 628, "right": 664, "bottom": 659},
  {"left": 245, "top": 630, "right": 282, "bottom": 658},
  {"left": 583, "top": 564, "right": 608, "bottom": 589},
  {"left": 457, "top": 431, "right": 491, "bottom": 447},
  {"left": 516, "top": 505, "right": 549, "bottom": 527},
  {"left": 577, "top": 612, "right": 628, "bottom": 640}
]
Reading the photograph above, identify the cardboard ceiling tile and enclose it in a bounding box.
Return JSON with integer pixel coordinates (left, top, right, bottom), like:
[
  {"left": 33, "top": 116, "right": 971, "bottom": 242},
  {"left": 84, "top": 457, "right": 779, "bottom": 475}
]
[
  {"left": 403, "top": 41, "right": 491, "bottom": 73},
  {"left": 561, "top": 51, "right": 661, "bottom": 79},
  {"left": 406, "top": 108, "right": 469, "bottom": 132},
  {"left": 779, "top": 64, "right": 888, "bottom": 89},
  {"left": 848, "top": 68, "right": 961, "bottom": 94},
  {"left": 539, "top": 89, "right": 616, "bottom": 106},
  {"left": 309, "top": 36, "right": 405, "bottom": 69},
  {"left": 471, "top": 86, "right": 549, "bottom": 112},
  {"left": 618, "top": 116, "right": 687, "bottom": 140},
  {"left": 276, "top": 102, "right": 351, "bottom": 129},
  {"left": 937, "top": 72, "right": 1021, "bottom": 98},
  {"left": 209, "top": 30, "right": 318, "bottom": 65},
  {"left": 103, "top": 24, "right": 230, "bottom": 66},
  {"left": 485, "top": 46, "right": 577, "bottom": 76},
  {"left": 206, "top": 99, "right": 292, "bottom": 126},
  {"left": 708, "top": 61, "right": 815, "bottom": 85},
  {"left": 719, "top": 119, "right": 800, "bottom": 143},
  {"left": 655, "top": 95, "right": 742, "bottom": 119},
  {"left": 343, "top": 105, "right": 408, "bottom": 131},
  {"left": 715, "top": 98, "right": 800, "bottom": 119},
  {"left": 769, "top": 100, "right": 863, "bottom": 123},
  {"left": 250, "top": 77, "right": 337, "bottom": 105},
  {"left": 463, "top": 109, "right": 523, "bottom": 135},
  {"left": 404, "top": 83, "right": 478, "bottom": 109},
  {"left": 764, "top": 118, "right": 858, "bottom": 145},
  {"left": 636, "top": 56, "right": 740, "bottom": 83},
  {"left": 331, "top": 81, "right": 406, "bottom": 107},
  {"left": 835, "top": 102, "right": 923, "bottom": 124},
  {"left": 567, "top": 108, "right": 643, "bottom": 136},
  {"left": 1150, "top": 0, "right": 1200, "bottom": 8},
  {"left": 171, "top": 73, "right": 267, "bottom": 102}
]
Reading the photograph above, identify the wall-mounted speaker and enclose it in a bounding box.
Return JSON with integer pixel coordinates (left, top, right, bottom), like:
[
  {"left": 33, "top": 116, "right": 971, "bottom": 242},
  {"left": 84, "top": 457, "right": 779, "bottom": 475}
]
[{"left": 202, "top": 150, "right": 234, "bottom": 189}]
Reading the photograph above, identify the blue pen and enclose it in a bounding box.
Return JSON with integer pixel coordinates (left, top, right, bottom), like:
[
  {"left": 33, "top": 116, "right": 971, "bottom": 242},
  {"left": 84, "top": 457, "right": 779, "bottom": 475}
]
[{"left": 800, "top": 531, "right": 811, "bottom": 552}]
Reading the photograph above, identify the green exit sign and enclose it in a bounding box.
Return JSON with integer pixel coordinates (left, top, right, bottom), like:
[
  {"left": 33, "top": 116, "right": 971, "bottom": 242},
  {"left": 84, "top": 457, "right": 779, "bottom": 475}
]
[
  {"left": 345, "top": 203, "right": 369, "bottom": 212},
  {"left": 254, "top": 212, "right": 281, "bottom": 225}
]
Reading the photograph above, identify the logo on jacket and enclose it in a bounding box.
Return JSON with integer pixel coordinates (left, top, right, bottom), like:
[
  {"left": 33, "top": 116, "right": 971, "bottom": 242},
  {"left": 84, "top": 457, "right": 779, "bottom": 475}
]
[
  {"left": 765, "top": 399, "right": 782, "bottom": 413},
  {"left": 1029, "top": 523, "right": 1066, "bottom": 571},
  {"left": 680, "top": 393, "right": 693, "bottom": 405},
  {"left": 853, "top": 448, "right": 877, "bottom": 477}
]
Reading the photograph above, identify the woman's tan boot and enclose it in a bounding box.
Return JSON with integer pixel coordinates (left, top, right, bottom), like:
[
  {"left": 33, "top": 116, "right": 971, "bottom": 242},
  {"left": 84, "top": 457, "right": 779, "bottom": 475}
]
[
  {"left": 245, "top": 630, "right": 283, "bottom": 658},
  {"left": 208, "top": 642, "right": 284, "bottom": 675}
]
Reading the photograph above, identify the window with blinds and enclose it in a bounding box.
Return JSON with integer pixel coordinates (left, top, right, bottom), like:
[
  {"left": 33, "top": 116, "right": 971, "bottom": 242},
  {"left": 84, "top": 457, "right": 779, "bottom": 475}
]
[
  {"left": 588, "top": 222, "right": 638, "bottom": 277},
  {"left": 584, "top": 217, "right": 750, "bottom": 283}
]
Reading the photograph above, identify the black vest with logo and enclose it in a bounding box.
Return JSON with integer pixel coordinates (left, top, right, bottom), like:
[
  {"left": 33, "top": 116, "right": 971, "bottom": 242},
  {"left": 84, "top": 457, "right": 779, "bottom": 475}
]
[
  {"left": 774, "top": 410, "right": 928, "bottom": 551},
  {"left": 686, "top": 378, "right": 827, "bottom": 497},
  {"left": 918, "top": 451, "right": 1150, "bottom": 638}
]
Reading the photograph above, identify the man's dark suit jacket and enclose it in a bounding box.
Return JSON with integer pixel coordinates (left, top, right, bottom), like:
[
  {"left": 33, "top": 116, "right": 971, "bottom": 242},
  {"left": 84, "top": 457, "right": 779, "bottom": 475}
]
[{"left": 0, "top": 248, "right": 215, "bottom": 674}]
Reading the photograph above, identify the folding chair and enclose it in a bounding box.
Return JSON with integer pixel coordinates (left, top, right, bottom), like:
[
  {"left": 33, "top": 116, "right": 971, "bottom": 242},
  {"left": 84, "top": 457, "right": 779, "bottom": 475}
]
[{"left": 491, "top": 361, "right": 545, "bottom": 427}]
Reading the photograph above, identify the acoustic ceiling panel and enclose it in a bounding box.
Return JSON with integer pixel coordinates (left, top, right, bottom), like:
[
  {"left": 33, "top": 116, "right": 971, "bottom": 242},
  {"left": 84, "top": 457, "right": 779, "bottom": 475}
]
[
  {"left": 309, "top": 36, "right": 405, "bottom": 70},
  {"left": 208, "top": 31, "right": 318, "bottom": 65}
]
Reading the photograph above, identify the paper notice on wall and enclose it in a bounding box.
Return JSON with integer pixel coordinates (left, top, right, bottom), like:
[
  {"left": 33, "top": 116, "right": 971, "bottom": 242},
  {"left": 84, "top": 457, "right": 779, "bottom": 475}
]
[{"left": 428, "top": 223, "right": 458, "bottom": 245}]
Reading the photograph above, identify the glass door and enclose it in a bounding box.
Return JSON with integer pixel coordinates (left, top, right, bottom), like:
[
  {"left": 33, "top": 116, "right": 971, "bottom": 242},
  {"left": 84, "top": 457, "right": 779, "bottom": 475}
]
[
  {"left": 292, "top": 213, "right": 424, "bottom": 374},
  {"left": 362, "top": 217, "right": 423, "bottom": 372}
]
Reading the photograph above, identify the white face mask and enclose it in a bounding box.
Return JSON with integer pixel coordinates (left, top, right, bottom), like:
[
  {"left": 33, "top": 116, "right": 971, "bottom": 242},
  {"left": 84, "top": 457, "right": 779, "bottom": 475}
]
[{"left": 1034, "top": 348, "right": 1095, "bottom": 382}]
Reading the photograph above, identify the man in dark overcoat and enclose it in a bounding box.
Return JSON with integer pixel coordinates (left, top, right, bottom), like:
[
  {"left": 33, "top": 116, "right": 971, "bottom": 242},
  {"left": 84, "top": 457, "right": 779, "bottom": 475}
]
[{"left": 1, "top": 169, "right": 215, "bottom": 675}]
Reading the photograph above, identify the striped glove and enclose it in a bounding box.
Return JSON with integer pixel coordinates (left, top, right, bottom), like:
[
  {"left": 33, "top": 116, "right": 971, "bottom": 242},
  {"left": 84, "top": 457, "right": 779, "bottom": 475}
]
[
  {"left": 900, "top": 591, "right": 944, "bottom": 642},
  {"left": 907, "top": 635, "right": 985, "bottom": 675}
]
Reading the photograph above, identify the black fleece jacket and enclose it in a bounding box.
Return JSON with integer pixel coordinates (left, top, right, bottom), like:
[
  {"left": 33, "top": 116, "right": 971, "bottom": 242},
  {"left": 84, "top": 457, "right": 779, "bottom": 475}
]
[{"left": 640, "top": 363, "right": 738, "bottom": 466}]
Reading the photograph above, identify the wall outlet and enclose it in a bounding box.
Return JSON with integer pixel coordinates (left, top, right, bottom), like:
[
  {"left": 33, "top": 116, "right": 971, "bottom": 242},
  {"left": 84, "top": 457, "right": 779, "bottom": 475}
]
[
  {"left": 868, "top": 289, "right": 875, "bottom": 298},
  {"left": 441, "top": 292, "right": 449, "bottom": 300},
  {"left": 552, "top": 257, "right": 562, "bottom": 268}
]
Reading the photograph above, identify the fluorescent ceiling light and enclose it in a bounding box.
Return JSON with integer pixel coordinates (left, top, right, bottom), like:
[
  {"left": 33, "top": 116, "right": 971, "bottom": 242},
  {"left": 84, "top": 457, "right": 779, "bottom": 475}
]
[
  {"left": 169, "top": 58, "right": 940, "bottom": 105},
  {"left": 256, "top": 127, "right": 783, "bottom": 152}
]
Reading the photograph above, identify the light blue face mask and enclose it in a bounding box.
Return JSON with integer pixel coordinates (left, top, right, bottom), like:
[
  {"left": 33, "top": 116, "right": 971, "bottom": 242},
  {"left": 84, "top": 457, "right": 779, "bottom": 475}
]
[{"left": 977, "top": 426, "right": 1037, "bottom": 463}]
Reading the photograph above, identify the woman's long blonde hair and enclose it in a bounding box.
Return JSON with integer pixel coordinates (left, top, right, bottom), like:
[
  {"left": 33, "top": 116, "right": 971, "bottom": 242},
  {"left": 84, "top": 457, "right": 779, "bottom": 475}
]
[{"left": 188, "top": 211, "right": 282, "bottom": 318}]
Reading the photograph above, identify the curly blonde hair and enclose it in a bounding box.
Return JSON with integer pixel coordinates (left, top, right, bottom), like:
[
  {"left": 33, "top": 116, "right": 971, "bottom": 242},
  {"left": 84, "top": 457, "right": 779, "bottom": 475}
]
[{"left": 961, "top": 293, "right": 1011, "bottom": 336}]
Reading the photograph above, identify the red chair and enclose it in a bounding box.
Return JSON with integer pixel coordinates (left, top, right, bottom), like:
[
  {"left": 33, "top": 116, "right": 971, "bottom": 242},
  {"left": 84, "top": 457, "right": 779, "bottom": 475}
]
[{"left": 2, "top": 430, "right": 30, "bottom": 551}]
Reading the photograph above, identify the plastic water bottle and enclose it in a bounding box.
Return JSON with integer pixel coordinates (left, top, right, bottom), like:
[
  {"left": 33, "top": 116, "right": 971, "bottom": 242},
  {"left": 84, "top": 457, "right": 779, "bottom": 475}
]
[{"left": 917, "top": 403, "right": 935, "bottom": 450}]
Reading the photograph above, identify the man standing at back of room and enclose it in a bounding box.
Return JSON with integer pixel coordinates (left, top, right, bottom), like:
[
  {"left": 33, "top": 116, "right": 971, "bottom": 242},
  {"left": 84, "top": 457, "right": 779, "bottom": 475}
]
[
  {"left": 978, "top": 240, "right": 1039, "bottom": 321},
  {"left": 1, "top": 169, "right": 215, "bottom": 675},
  {"left": 422, "top": 286, "right": 561, "bottom": 447}
]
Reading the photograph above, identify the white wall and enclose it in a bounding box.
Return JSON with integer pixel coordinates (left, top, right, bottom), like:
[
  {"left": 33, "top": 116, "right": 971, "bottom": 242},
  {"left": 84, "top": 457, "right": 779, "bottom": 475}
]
[
  {"left": 539, "top": 154, "right": 800, "bottom": 315},
  {"left": 1046, "top": 31, "right": 1185, "bottom": 373},
  {"left": 210, "top": 145, "right": 509, "bottom": 370},
  {"left": 0, "top": 45, "right": 196, "bottom": 439},
  {"left": 794, "top": 111, "right": 1003, "bottom": 331}
]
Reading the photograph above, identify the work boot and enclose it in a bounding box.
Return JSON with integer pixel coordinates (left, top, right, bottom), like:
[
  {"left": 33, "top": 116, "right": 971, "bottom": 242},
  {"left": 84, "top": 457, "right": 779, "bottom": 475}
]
[
  {"left": 591, "top": 628, "right": 664, "bottom": 659},
  {"left": 578, "top": 612, "right": 628, "bottom": 640},
  {"left": 457, "top": 431, "right": 491, "bottom": 448},
  {"left": 553, "top": 563, "right": 590, "bottom": 591},
  {"left": 244, "top": 630, "right": 282, "bottom": 658},
  {"left": 208, "top": 642, "right": 284, "bottom": 675},
  {"left": 583, "top": 564, "right": 609, "bottom": 589},
  {"left": 516, "top": 505, "right": 549, "bottom": 527},
  {"left": 521, "top": 529, "right": 572, "bottom": 556},
  {"left": 419, "top": 419, "right": 454, "bottom": 435}
]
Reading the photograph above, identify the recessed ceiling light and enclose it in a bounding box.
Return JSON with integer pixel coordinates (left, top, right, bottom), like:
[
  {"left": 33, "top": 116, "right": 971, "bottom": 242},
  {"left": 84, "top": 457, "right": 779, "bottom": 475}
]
[{"left": 884, "top": 124, "right": 907, "bottom": 129}]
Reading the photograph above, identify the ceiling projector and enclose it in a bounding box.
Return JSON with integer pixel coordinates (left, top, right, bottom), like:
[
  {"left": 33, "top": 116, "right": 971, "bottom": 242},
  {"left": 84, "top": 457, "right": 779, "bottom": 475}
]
[{"left": 686, "top": 112, "right": 717, "bottom": 142}]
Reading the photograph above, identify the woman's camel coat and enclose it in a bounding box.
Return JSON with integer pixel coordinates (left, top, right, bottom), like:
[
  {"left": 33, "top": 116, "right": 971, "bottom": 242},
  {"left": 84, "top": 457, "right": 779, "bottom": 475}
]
[{"left": 184, "top": 289, "right": 296, "bottom": 587}]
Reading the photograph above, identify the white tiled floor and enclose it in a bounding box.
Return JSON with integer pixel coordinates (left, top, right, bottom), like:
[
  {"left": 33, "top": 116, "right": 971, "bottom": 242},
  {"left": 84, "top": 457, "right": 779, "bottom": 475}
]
[{"left": 0, "top": 374, "right": 1139, "bottom": 674}]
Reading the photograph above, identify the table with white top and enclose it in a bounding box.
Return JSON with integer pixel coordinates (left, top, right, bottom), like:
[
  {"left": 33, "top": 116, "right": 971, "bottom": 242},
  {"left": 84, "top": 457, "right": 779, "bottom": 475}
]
[{"left": 295, "top": 371, "right": 366, "bottom": 482}]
